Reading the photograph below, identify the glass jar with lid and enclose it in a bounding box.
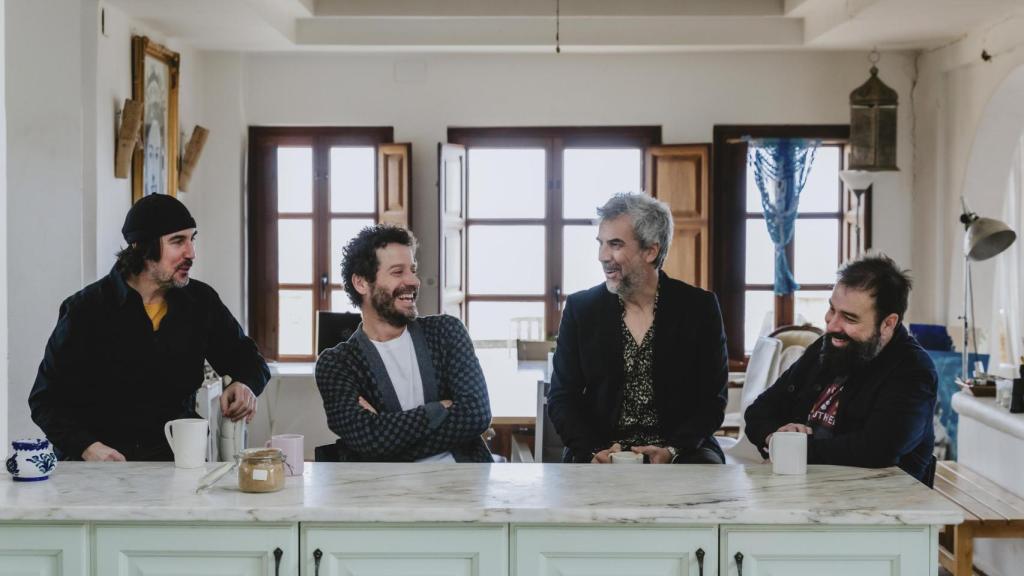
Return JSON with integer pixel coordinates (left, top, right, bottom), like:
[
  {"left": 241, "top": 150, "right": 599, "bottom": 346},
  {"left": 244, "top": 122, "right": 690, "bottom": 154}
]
[{"left": 236, "top": 447, "right": 286, "bottom": 493}]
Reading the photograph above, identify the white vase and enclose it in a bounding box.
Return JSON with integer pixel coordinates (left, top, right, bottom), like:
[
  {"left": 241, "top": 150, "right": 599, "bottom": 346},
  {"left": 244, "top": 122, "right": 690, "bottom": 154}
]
[{"left": 5, "top": 438, "right": 57, "bottom": 481}]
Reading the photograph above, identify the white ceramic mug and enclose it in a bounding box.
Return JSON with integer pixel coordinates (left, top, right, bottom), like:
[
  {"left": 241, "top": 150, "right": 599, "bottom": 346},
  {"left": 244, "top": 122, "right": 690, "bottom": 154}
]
[
  {"left": 164, "top": 418, "right": 208, "bottom": 469},
  {"left": 266, "top": 434, "right": 304, "bottom": 476},
  {"left": 769, "top": 431, "right": 808, "bottom": 475},
  {"left": 609, "top": 451, "right": 643, "bottom": 464}
]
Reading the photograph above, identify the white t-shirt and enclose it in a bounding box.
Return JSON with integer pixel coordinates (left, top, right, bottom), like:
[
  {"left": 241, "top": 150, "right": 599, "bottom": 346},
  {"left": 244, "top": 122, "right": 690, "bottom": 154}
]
[{"left": 370, "top": 329, "right": 455, "bottom": 463}]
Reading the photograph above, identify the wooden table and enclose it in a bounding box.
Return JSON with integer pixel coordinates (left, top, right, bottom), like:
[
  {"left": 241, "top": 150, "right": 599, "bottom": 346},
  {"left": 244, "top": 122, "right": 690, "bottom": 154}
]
[{"left": 934, "top": 461, "right": 1024, "bottom": 576}]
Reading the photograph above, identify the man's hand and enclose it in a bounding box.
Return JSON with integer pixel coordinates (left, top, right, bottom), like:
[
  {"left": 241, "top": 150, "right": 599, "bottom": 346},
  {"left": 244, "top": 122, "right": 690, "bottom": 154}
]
[
  {"left": 82, "top": 441, "right": 126, "bottom": 462},
  {"left": 357, "top": 396, "right": 379, "bottom": 415},
  {"left": 632, "top": 445, "right": 673, "bottom": 464},
  {"left": 440, "top": 399, "right": 453, "bottom": 409},
  {"left": 591, "top": 443, "right": 623, "bottom": 464},
  {"left": 221, "top": 382, "right": 257, "bottom": 423},
  {"left": 766, "top": 423, "right": 813, "bottom": 449}
]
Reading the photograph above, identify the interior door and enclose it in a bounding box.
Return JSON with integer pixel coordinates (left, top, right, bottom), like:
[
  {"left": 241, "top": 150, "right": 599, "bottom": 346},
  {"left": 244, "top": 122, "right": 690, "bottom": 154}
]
[
  {"left": 645, "top": 144, "right": 711, "bottom": 290},
  {"left": 438, "top": 143, "right": 468, "bottom": 320}
]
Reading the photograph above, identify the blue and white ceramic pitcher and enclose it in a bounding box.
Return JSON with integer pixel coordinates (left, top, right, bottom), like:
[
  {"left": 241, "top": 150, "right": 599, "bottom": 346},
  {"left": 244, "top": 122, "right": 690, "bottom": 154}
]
[{"left": 5, "top": 438, "right": 57, "bottom": 481}]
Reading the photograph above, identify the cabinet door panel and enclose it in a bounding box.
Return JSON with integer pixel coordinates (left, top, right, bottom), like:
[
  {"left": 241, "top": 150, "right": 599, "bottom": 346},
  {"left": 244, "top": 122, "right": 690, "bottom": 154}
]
[
  {"left": 0, "top": 524, "right": 87, "bottom": 576},
  {"left": 514, "top": 526, "right": 716, "bottom": 576},
  {"left": 304, "top": 524, "right": 507, "bottom": 576},
  {"left": 95, "top": 524, "right": 298, "bottom": 576},
  {"left": 721, "top": 526, "right": 931, "bottom": 576}
]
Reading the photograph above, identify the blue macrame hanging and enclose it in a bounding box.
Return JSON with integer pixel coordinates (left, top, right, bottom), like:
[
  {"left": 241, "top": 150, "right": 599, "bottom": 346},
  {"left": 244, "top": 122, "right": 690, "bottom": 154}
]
[{"left": 746, "top": 138, "right": 819, "bottom": 295}]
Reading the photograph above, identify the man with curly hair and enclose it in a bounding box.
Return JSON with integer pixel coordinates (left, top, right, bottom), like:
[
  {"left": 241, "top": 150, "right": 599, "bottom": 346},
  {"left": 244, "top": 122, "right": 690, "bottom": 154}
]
[{"left": 315, "top": 224, "right": 492, "bottom": 462}]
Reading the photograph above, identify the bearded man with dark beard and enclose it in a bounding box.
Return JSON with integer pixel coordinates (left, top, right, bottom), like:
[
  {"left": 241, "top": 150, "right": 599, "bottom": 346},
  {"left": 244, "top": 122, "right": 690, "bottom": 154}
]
[
  {"left": 315, "top": 225, "right": 493, "bottom": 462},
  {"left": 29, "top": 194, "right": 269, "bottom": 462},
  {"left": 744, "top": 255, "right": 938, "bottom": 485}
]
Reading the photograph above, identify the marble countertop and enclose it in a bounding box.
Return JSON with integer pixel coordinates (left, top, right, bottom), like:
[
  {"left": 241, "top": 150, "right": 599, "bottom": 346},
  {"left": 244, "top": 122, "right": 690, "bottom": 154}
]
[
  {"left": 952, "top": 391, "right": 1024, "bottom": 441},
  {"left": 0, "top": 462, "right": 960, "bottom": 525}
]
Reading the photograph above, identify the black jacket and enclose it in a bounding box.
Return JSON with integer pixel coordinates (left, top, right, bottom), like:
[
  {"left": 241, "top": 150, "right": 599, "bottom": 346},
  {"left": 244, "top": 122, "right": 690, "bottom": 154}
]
[
  {"left": 29, "top": 267, "right": 270, "bottom": 461},
  {"left": 744, "top": 324, "right": 937, "bottom": 483},
  {"left": 548, "top": 272, "right": 729, "bottom": 462}
]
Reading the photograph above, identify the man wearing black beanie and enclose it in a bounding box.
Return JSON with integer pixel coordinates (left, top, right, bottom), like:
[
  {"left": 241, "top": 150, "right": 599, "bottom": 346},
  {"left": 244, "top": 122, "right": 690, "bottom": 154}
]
[{"left": 28, "top": 194, "right": 270, "bottom": 462}]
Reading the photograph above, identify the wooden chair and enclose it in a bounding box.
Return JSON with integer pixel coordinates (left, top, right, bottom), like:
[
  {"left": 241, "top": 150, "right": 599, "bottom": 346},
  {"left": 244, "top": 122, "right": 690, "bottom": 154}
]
[{"left": 934, "top": 461, "right": 1024, "bottom": 576}]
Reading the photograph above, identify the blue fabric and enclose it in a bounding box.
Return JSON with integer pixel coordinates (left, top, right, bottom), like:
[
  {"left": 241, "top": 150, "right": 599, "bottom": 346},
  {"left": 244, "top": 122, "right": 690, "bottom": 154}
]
[
  {"left": 747, "top": 138, "right": 819, "bottom": 295},
  {"left": 927, "top": 350, "right": 989, "bottom": 461}
]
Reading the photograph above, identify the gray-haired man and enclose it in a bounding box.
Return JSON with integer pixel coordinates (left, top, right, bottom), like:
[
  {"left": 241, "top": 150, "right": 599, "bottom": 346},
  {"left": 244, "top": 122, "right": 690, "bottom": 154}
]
[{"left": 547, "top": 193, "right": 729, "bottom": 464}]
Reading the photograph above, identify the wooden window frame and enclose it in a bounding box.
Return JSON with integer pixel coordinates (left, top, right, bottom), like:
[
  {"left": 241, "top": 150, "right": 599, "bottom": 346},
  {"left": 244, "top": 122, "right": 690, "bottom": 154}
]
[
  {"left": 248, "top": 126, "right": 394, "bottom": 361},
  {"left": 712, "top": 125, "right": 869, "bottom": 364},
  {"left": 447, "top": 126, "right": 662, "bottom": 339}
]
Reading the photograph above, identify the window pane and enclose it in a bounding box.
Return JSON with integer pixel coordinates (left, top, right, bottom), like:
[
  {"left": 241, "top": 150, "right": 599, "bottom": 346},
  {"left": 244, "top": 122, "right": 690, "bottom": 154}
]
[
  {"left": 467, "top": 226, "right": 545, "bottom": 295},
  {"left": 745, "top": 220, "right": 775, "bottom": 285},
  {"left": 468, "top": 301, "right": 545, "bottom": 341},
  {"left": 794, "top": 219, "right": 839, "bottom": 285},
  {"left": 799, "top": 146, "right": 840, "bottom": 213},
  {"left": 279, "top": 290, "right": 312, "bottom": 356},
  {"left": 744, "top": 291, "right": 775, "bottom": 353},
  {"left": 468, "top": 149, "right": 545, "bottom": 219},
  {"left": 329, "top": 147, "right": 375, "bottom": 213},
  {"left": 563, "top": 148, "right": 642, "bottom": 219},
  {"left": 795, "top": 290, "right": 832, "bottom": 331},
  {"left": 278, "top": 219, "right": 312, "bottom": 284},
  {"left": 332, "top": 289, "right": 358, "bottom": 313},
  {"left": 277, "top": 147, "right": 312, "bottom": 213},
  {"left": 745, "top": 160, "right": 769, "bottom": 214},
  {"left": 563, "top": 224, "right": 603, "bottom": 295},
  {"left": 330, "top": 218, "right": 375, "bottom": 284}
]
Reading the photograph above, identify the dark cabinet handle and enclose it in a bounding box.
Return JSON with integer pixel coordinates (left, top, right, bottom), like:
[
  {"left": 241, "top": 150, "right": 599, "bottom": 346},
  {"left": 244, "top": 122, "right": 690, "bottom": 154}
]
[
  {"left": 313, "top": 548, "right": 323, "bottom": 576},
  {"left": 735, "top": 551, "right": 744, "bottom": 576},
  {"left": 273, "top": 547, "right": 283, "bottom": 576},
  {"left": 696, "top": 548, "right": 705, "bottom": 576}
]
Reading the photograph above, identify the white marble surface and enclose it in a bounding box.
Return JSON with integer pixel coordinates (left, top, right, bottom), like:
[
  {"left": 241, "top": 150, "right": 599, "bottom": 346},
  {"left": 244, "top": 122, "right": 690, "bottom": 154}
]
[
  {"left": 0, "top": 462, "right": 960, "bottom": 525},
  {"left": 952, "top": 391, "right": 1024, "bottom": 441}
]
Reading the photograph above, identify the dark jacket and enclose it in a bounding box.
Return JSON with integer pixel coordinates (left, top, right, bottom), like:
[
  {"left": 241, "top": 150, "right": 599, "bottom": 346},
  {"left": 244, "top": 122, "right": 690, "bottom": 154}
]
[
  {"left": 29, "top": 267, "right": 270, "bottom": 461},
  {"left": 548, "top": 272, "right": 729, "bottom": 463},
  {"left": 315, "top": 314, "right": 493, "bottom": 462},
  {"left": 744, "top": 324, "right": 937, "bottom": 484}
]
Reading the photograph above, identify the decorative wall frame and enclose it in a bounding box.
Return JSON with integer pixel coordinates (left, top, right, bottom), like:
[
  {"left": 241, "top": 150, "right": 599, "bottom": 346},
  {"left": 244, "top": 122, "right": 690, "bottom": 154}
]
[{"left": 131, "top": 35, "right": 179, "bottom": 202}]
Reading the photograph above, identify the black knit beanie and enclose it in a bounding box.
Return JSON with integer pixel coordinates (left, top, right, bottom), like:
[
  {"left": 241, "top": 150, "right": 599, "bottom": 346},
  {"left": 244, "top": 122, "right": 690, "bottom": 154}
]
[{"left": 121, "top": 194, "right": 197, "bottom": 243}]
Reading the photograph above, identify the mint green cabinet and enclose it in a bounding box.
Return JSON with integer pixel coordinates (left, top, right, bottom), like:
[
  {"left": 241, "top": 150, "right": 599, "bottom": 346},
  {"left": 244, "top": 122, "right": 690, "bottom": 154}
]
[
  {"left": 0, "top": 524, "right": 88, "bottom": 576},
  {"left": 512, "top": 525, "right": 717, "bottom": 576},
  {"left": 303, "top": 524, "right": 508, "bottom": 576},
  {"left": 720, "top": 526, "right": 934, "bottom": 576},
  {"left": 94, "top": 524, "right": 298, "bottom": 576}
]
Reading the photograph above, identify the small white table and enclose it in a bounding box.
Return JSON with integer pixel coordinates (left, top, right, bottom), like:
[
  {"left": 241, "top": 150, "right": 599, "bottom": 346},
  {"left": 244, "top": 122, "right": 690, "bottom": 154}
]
[{"left": 952, "top": 391, "right": 1024, "bottom": 576}]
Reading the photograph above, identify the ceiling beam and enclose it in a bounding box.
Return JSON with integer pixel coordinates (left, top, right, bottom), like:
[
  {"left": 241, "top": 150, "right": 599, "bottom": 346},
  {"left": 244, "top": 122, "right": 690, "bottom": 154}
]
[
  {"left": 296, "top": 16, "right": 803, "bottom": 50},
  {"left": 313, "top": 0, "right": 786, "bottom": 18}
]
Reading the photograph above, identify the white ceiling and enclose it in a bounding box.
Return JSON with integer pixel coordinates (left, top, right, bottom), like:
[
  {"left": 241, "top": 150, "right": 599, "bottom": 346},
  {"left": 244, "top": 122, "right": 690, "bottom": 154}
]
[{"left": 103, "top": 0, "right": 1024, "bottom": 52}]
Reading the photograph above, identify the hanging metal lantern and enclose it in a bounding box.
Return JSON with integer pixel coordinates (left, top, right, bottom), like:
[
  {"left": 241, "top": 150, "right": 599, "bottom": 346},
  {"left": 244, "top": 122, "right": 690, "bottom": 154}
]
[{"left": 848, "top": 51, "right": 898, "bottom": 171}]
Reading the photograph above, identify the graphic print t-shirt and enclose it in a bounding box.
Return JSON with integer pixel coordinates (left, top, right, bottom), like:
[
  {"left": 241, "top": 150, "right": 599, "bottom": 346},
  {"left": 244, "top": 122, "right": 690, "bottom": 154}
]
[{"left": 806, "top": 378, "right": 846, "bottom": 439}]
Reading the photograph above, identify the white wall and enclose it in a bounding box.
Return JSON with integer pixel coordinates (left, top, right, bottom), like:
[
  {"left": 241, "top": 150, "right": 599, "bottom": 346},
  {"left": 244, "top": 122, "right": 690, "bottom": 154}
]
[
  {"left": 912, "top": 16, "right": 1024, "bottom": 344},
  {"left": 0, "top": 0, "right": 8, "bottom": 452},
  {"left": 194, "top": 50, "right": 918, "bottom": 320}
]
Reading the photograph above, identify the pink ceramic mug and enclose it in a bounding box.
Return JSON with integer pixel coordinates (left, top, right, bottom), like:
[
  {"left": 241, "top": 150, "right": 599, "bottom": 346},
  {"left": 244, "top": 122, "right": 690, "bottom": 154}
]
[{"left": 265, "top": 434, "right": 304, "bottom": 476}]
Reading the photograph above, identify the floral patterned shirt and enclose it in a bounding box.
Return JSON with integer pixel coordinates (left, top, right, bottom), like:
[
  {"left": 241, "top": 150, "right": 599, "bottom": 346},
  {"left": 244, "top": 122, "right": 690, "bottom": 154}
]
[{"left": 614, "top": 291, "right": 665, "bottom": 448}]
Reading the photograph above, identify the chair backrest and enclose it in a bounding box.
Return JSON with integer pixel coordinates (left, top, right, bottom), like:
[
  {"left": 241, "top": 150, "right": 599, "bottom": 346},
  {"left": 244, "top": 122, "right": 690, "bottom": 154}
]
[
  {"left": 316, "top": 312, "right": 362, "bottom": 355},
  {"left": 536, "top": 379, "right": 565, "bottom": 463},
  {"left": 770, "top": 324, "right": 823, "bottom": 350},
  {"left": 741, "top": 336, "right": 782, "bottom": 413}
]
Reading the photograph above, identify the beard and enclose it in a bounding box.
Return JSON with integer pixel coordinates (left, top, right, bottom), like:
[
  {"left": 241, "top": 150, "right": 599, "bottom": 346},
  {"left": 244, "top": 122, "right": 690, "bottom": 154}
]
[
  {"left": 603, "top": 264, "right": 642, "bottom": 298},
  {"left": 151, "top": 260, "right": 192, "bottom": 289},
  {"left": 370, "top": 282, "right": 418, "bottom": 327},
  {"left": 820, "top": 327, "right": 883, "bottom": 376}
]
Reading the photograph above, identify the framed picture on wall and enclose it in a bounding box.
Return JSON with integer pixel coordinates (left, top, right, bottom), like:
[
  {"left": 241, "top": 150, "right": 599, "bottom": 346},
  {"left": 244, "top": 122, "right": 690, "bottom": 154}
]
[{"left": 131, "top": 35, "right": 179, "bottom": 202}]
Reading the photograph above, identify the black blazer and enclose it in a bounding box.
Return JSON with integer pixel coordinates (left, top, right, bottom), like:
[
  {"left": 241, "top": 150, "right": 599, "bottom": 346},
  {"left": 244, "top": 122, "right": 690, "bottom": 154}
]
[
  {"left": 744, "top": 324, "right": 937, "bottom": 484},
  {"left": 547, "top": 272, "right": 729, "bottom": 462}
]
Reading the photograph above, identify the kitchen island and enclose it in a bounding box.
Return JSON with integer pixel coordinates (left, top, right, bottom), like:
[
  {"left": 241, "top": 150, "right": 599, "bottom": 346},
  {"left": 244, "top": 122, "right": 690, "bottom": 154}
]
[{"left": 1, "top": 462, "right": 960, "bottom": 575}]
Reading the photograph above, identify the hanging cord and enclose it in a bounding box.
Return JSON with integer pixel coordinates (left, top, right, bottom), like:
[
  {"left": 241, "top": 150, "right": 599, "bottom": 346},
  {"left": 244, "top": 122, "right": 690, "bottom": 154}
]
[{"left": 555, "top": 0, "right": 561, "bottom": 54}]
